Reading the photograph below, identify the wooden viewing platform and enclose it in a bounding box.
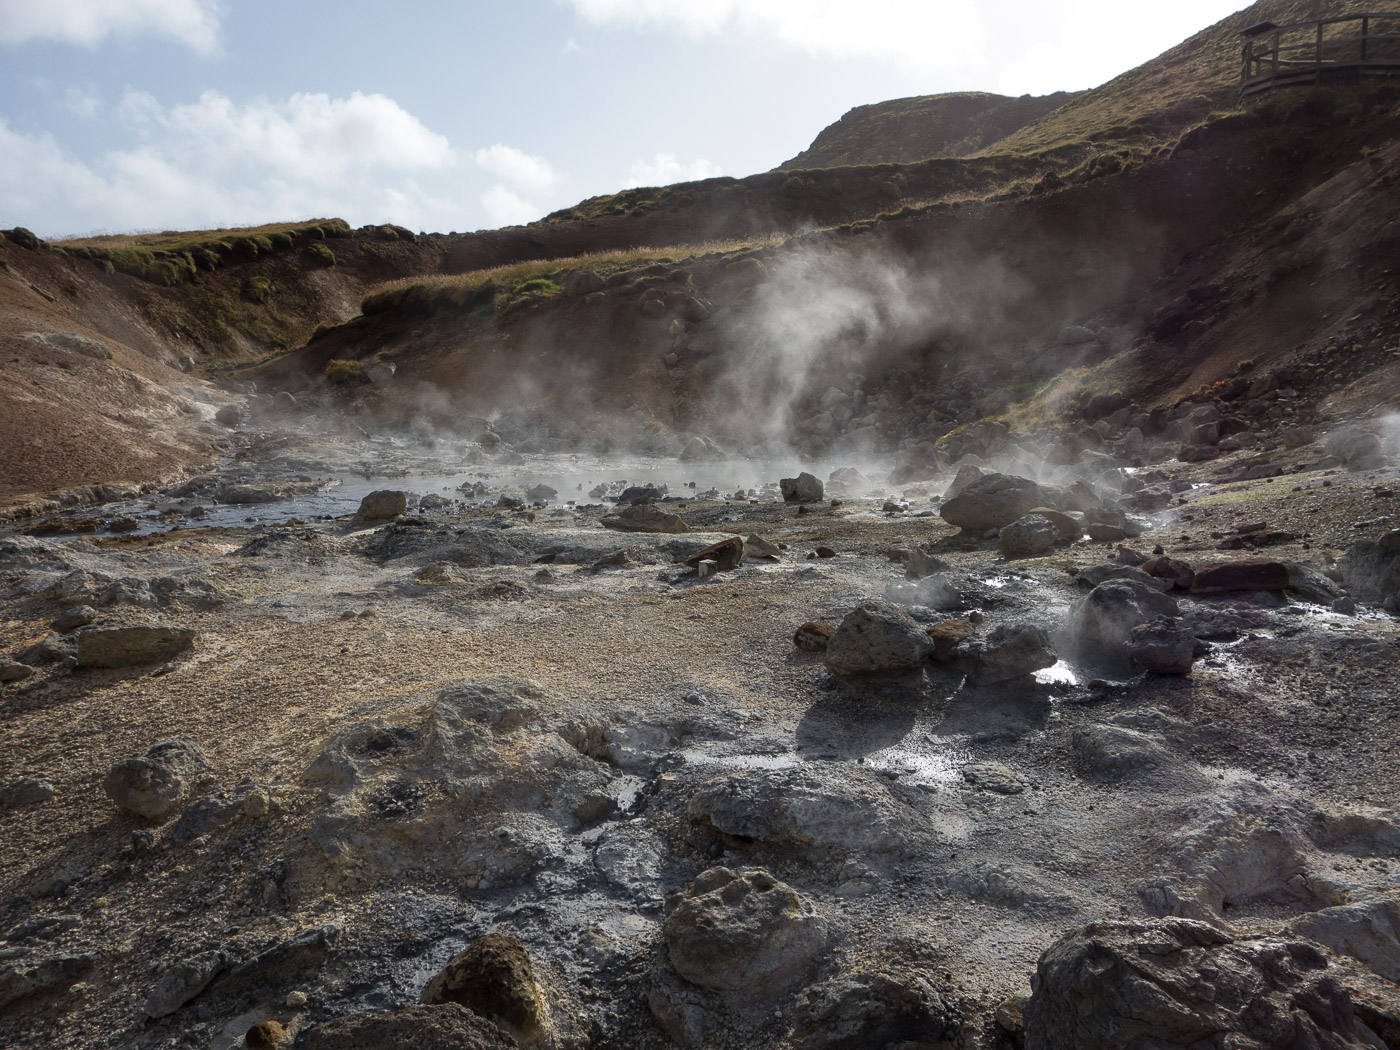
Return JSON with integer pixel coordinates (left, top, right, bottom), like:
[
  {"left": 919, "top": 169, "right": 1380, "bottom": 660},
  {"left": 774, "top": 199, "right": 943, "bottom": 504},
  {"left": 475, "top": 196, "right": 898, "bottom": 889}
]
[{"left": 1240, "top": 12, "right": 1400, "bottom": 98}]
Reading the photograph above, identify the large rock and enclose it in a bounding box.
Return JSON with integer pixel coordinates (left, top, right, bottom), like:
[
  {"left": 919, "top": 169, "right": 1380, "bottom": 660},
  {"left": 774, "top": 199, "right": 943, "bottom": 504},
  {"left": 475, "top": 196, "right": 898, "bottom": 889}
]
[
  {"left": 1129, "top": 619, "right": 1196, "bottom": 675},
  {"left": 663, "top": 866, "right": 828, "bottom": 992},
  {"left": 780, "top": 472, "right": 824, "bottom": 503},
  {"left": 1066, "top": 579, "right": 1180, "bottom": 670},
  {"left": 682, "top": 536, "right": 744, "bottom": 572},
  {"left": 1191, "top": 561, "right": 1341, "bottom": 603},
  {"left": 356, "top": 490, "right": 408, "bottom": 520},
  {"left": 144, "top": 950, "right": 225, "bottom": 1017},
  {"left": 825, "top": 467, "right": 871, "bottom": 497},
  {"left": 687, "top": 767, "right": 927, "bottom": 856},
  {"left": 1024, "top": 918, "right": 1400, "bottom": 1050},
  {"left": 940, "top": 473, "right": 1049, "bottom": 532},
  {"left": 74, "top": 625, "right": 195, "bottom": 667},
  {"left": 1338, "top": 531, "right": 1400, "bottom": 611},
  {"left": 998, "top": 515, "right": 1060, "bottom": 558},
  {"left": 103, "top": 738, "right": 208, "bottom": 820},
  {"left": 0, "top": 777, "right": 54, "bottom": 812},
  {"left": 421, "top": 933, "right": 546, "bottom": 1044},
  {"left": 300, "top": 1004, "right": 517, "bottom": 1050},
  {"left": 824, "top": 601, "right": 932, "bottom": 678},
  {"left": 1326, "top": 426, "right": 1385, "bottom": 468},
  {"left": 1286, "top": 901, "right": 1400, "bottom": 982}
]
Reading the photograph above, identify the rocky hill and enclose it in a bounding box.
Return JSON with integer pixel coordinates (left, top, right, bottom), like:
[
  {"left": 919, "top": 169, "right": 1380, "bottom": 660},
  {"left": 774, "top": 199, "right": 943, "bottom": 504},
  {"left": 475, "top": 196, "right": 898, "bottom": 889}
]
[{"left": 777, "top": 90, "right": 1083, "bottom": 170}]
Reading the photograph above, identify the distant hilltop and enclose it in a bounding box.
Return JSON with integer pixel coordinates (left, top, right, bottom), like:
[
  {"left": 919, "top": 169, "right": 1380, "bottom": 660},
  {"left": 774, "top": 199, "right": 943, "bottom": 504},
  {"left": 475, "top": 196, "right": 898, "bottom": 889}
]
[{"left": 777, "top": 91, "right": 1083, "bottom": 170}]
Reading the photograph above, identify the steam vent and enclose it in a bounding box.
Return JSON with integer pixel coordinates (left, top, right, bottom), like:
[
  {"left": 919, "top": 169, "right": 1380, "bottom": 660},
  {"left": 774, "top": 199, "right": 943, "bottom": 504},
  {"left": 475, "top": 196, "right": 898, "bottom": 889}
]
[{"left": 4, "top": 2, "right": 1400, "bottom": 1049}]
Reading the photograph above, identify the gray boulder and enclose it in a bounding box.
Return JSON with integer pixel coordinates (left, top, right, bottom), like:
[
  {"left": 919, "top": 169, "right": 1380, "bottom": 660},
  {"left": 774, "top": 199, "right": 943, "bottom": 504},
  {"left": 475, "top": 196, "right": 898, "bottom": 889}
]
[
  {"left": 1067, "top": 579, "right": 1180, "bottom": 670},
  {"left": 953, "top": 623, "right": 1057, "bottom": 684},
  {"left": 791, "top": 969, "right": 960, "bottom": 1050},
  {"left": 824, "top": 601, "right": 932, "bottom": 678},
  {"left": 1326, "top": 426, "right": 1385, "bottom": 468},
  {"left": 999, "top": 515, "right": 1060, "bottom": 558},
  {"left": 825, "top": 467, "right": 871, "bottom": 497},
  {"left": 1024, "top": 918, "right": 1400, "bottom": 1050},
  {"left": 1286, "top": 900, "right": 1400, "bottom": 982},
  {"left": 780, "top": 472, "right": 824, "bottom": 503},
  {"left": 663, "top": 867, "right": 828, "bottom": 993},
  {"left": 103, "top": 738, "right": 208, "bottom": 820},
  {"left": 1339, "top": 531, "right": 1400, "bottom": 611},
  {"left": 145, "top": 950, "right": 225, "bottom": 1017},
  {"left": 940, "top": 473, "right": 1050, "bottom": 532}
]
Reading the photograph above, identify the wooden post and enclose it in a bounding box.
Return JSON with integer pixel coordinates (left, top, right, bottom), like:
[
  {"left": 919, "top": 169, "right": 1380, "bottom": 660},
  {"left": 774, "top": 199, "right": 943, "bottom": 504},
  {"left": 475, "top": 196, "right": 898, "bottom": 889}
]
[
  {"left": 1272, "top": 30, "right": 1280, "bottom": 79},
  {"left": 1361, "top": 16, "right": 1369, "bottom": 61},
  {"left": 1317, "top": 21, "right": 1324, "bottom": 70}
]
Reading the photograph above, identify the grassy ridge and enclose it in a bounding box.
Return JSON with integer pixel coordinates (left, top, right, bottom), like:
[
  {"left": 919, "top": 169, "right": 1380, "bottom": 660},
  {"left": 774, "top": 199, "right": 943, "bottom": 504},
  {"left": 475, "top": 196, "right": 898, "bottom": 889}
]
[
  {"left": 360, "top": 239, "right": 774, "bottom": 320},
  {"left": 52, "top": 219, "right": 354, "bottom": 286}
]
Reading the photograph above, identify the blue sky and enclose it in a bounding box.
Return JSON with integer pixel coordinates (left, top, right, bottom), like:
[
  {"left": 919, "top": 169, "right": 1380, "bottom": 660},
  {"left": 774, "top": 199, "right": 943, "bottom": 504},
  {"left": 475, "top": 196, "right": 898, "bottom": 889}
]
[{"left": 0, "top": 0, "right": 1248, "bottom": 239}]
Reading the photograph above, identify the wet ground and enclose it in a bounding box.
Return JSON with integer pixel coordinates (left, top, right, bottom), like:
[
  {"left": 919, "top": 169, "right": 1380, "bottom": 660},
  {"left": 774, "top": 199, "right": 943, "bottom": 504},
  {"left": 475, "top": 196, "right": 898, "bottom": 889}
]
[{"left": 1, "top": 420, "right": 1399, "bottom": 1049}]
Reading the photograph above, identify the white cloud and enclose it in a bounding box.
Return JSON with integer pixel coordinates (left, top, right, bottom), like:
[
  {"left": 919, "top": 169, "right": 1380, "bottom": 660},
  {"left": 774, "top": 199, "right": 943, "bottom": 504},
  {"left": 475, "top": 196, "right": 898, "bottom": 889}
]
[
  {"left": 560, "top": 0, "right": 985, "bottom": 72},
  {"left": 0, "top": 90, "right": 461, "bottom": 236},
  {"left": 474, "top": 144, "right": 558, "bottom": 193},
  {"left": 479, "top": 185, "right": 541, "bottom": 227},
  {"left": 0, "top": 0, "right": 224, "bottom": 55},
  {"left": 624, "top": 153, "right": 723, "bottom": 188},
  {"left": 561, "top": 37, "right": 582, "bottom": 55}
]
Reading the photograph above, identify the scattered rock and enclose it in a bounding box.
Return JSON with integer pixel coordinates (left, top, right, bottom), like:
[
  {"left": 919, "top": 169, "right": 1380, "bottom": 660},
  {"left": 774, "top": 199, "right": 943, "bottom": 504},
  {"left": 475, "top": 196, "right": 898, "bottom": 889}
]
[
  {"left": 145, "top": 950, "right": 225, "bottom": 1017},
  {"left": 780, "top": 472, "right": 824, "bottom": 503},
  {"left": 244, "top": 1020, "right": 289, "bottom": 1050},
  {"left": 600, "top": 504, "right": 689, "bottom": 533},
  {"left": 742, "top": 534, "right": 782, "bottom": 560},
  {"left": 1129, "top": 619, "right": 1196, "bottom": 674},
  {"left": 663, "top": 866, "right": 828, "bottom": 992},
  {"left": 793, "top": 622, "right": 835, "bottom": 652},
  {"left": 925, "top": 618, "right": 976, "bottom": 660},
  {"left": 952, "top": 623, "right": 1057, "bottom": 684},
  {"left": 998, "top": 514, "right": 1060, "bottom": 558},
  {"left": 790, "top": 969, "right": 959, "bottom": 1050},
  {"left": 940, "top": 473, "right": 1050, "bottom": 532},
  {"left": 682, "top": 536, "right": 743, "bottom": 572},
  {"left": 0, "top": 954, "right": 95, "bottom": 1011},
  {"left": 1072, "top": 724, "right": 1171, "bottom": 776},
  {"left": 0, "top": 777, "right": 55, "bottom": 812},
  {"left": 1338, "top": 531, "right": 1400, "bottom": 610},
  {"left": 74, "top": 625, "right": 196, "bottom": 668},
  {"left": 1326, "top": 427, "right": 1385, "bottom": 468},
  {"left": 824, "top": 601, "right": 933, "bottom": 678},
  {"left": 300, "top": 1003, "right": 517, "bottom": 1050},
  {"left": 906, "top": 548, "right": 952, "bottom": 580},
  {"left": 1067, "top": 579, "right": 1180, "bottom": 670},
  {"left": 103, "top": 738, "right": 208, "bottom": 821},
  {"left": 0, "top": 661, "right": 34, "bottom": 682},
  {"left": 421, "top": 932, "right": 547, "bottom": 1044},
  {"left": 215, "top": 404, "right": 244, "bottom": 427},
  {"left": 1024, "top": 918, "right": 1400, "bottom": 1050},
  {"left": 356, "top": 490, "right": 408, "bottom": 520},
  {"left": 1286, "top": 900, "right": 1400, "bottom": 982}
]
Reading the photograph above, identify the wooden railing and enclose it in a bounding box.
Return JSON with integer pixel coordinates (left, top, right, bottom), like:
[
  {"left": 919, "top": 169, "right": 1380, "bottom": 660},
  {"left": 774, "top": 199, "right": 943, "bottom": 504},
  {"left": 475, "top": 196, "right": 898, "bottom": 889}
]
[{"left": 1241, "top": 13, "right": 1400, "bottom": 98}]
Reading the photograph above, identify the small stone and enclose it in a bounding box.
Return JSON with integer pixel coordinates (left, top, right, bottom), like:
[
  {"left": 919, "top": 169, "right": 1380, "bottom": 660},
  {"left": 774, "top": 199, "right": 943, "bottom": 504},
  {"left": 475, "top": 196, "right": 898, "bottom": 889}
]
[
  {"left": 215, "top": 404, "right": 244, "bottom": 427},
  {"left": 145, "top": 950, "right": 225, "bottom": 1017},
  {"left": 0, "top": 777, "right": 55, "bottom": 812},
  {"left": 50, "top": 606, "right": 97, "bottom": 633},
  {"left": 285, "top": 990, "right": 308, "bottom": 1008},
  {"left": 793, "top": 623, "right": 835, "bottom": 652},
  {"left": 245, "top": 1020, "right": 288, "bottom": 1049},
  {"left": 815, "top": 546, "right": 837, "bottom": 558},
  {"left": 0, "top": 662, "right": 34, "bottom": 683}
]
